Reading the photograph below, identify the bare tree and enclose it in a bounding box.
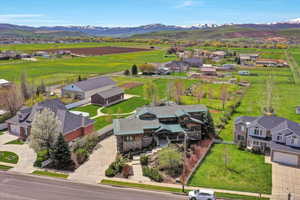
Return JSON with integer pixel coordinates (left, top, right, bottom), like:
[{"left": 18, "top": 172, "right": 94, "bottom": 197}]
[
  {"left": 170, "top": 79, "right": 185, "bottom": 104},
  {"left": 220, "top": 85, "right": 229, "bottom": 110},
  {"left": 193, "top": 85, "right": 205, "bottom": 104},
  {"left": 3, "top": 85, "right": 24, "bottom": 115},
  {"left": 143, "top": 82, "right": 159, "bottom": 105},
  {"left": 20, "top": 72, "right": 30, "bottom": 100},
  {"left": 29, "top": 108, "right": 61, "bottom": 152}
]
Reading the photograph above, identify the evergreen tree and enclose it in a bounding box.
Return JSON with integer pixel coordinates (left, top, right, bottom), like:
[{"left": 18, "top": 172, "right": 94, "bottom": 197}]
[
  {"left": 78, "top": 75, "right": 82, "bottom": 81},
  {"left": 131, "top": 64, "right": 138, "bottom": 75},
  {"left": 51, "top": 133, "right": 74, "bottom": 170}
]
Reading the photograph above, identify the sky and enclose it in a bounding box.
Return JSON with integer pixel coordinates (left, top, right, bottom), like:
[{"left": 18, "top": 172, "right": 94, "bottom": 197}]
[{"left": 0, "top": 0, "right": 299, "bottom": 27}]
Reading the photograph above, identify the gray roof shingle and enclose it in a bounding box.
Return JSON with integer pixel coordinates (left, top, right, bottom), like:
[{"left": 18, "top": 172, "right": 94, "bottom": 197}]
[
  {"left": 74, "top": 76, "right": 116, "bottom": 92},
  {"left": 94, "top": 87, "right": 124, "bottom": 99}
]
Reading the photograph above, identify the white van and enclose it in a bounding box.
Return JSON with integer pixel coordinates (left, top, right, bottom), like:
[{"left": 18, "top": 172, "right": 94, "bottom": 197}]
[{"left": 188, "top": 189, "right": 216, "bottom": 200}]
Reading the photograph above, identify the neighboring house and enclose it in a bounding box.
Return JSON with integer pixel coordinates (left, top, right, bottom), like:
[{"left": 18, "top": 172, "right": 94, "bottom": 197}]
[
  {"left": 216, "top": 64, "right": 236, "bottom": 71},
  {"left": 113, "top": 104, "right": 212, "bottom": 153},
  {"left": 91, "top": 87, "right": 124, "bottom": 107},
  {"left": 238, "top": 70, "right": 250, "bottom": 76},
  {"left": 165, "top": 61, "right": 190, "bottom": 72},
  {"left": 239, "top": 53, "right": 259, "bottom": 66},
  {"left": 6, "top": 99, "right": 94, "bottom": 142},
  {"left": 183, "top": 58, "right": 203, "bottom": 68},
  {"left": 296, "top": 106, "right": 300, "bottom": 115},
  {"left": 61, "top": 76, "right": 118, "bottom": 100},
  {"left": 211, "top": 51, "right": 226, "bottom": 61},
  {"left": 256, "top": 59, "right": 289, "bottom": 67},
  {"left": 235, "top": 115, "right": 300, "bottom": 167},
  {"left": 200, "top": 67, "right": 217, "bottom": 76}
]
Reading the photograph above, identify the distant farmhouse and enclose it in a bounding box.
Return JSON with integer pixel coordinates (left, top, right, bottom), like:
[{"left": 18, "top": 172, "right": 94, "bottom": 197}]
[
  {"left": 239, "top": 53, "right": 259, "bottom": 66},
  {"left": 62, "top": 76, "right": 124, "bottom": 106},
  {"left": 183, "top": 58, "right": 203, "bottom": 68},
  {"left": 256, "top": 59, "right": 289, "bottom": 67},
  {"left": 113, "top": 104, "right": 213, "bottom": 153},
  {"left": 6, "top": 99, "right": 94, "bottom": 142},
  {"left": 235, "top": 115, "right": 300, "bottom": 167}
]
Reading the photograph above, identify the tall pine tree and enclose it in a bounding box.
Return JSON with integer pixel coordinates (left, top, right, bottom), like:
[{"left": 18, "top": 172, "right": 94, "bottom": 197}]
[
  {"left": 51, "top": 133, "right": 74, "bottom": 170},
  {"left": 131, "top": 64, "right": 138, "bottom": 75}
]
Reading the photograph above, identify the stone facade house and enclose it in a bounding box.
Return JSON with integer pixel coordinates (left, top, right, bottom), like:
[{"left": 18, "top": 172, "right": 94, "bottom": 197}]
[
  {"left": 235, "top": 115, "right": 300, "bottom": 167},
  {"left": 6, "top": 99, "right": 94, "bottom": 142},
  {"left": 61, "top": 76, "right": 117, "bottom": 100},
  {"left": 113, "top": 104, "right": 213, "bottom": 153}
]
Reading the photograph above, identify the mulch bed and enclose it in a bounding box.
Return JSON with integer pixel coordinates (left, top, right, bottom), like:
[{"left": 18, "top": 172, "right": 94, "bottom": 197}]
[{"left": 42, "top": 46, "right": 150, "bottom": 56}]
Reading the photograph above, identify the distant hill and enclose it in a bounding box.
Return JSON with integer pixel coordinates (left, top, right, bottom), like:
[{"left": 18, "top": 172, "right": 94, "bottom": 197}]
[
  {"left": 130, "top": 25, "right": 300, "bottom": 41},
  {"left": 1, "top": 19, "right": 300, "bottom": 41}
]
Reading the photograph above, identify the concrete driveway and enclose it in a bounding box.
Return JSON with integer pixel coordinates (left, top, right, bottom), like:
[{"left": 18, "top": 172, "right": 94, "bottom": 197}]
[
  {"left": 272, "top": 162, "right": 300, "bottom": 200},
  {"left": 68, "top": 136, "right": 117, "bottom": 184},
  {"left": 0, "top": 133, "right": 37, "bottom": 173}
]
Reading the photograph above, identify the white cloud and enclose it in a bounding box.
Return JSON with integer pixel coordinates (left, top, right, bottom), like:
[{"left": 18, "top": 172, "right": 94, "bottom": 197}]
[
  {"left": 175, "top": 0, "right": 201, "bottom": 8},
  {"left": 0, "top": 14, "right": 43, "bottom": 21}
]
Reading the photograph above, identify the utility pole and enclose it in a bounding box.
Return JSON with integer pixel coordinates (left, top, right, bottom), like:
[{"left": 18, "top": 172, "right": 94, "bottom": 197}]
[{"left": 182, "top": 132, "right": 187, "bottom": 193}]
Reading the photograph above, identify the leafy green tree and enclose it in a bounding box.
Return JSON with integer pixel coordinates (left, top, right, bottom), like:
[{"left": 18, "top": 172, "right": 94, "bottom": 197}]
[
  {"left": 131, "top": 64, "right": 138, "bottom": 75},
  {"left": 124, "top": 69, "right": 130, "bottom": 76},
  {"left": 51, "top": 133, "right": 74, "bottom": 170}
]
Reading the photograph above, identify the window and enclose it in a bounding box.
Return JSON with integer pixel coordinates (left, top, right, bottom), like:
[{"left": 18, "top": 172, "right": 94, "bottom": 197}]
[
  {"left": 277, "top": 135, "right": 282, "bottom": 141},
  {"left": 241, "top": 125, "right": 245, "bottom": 132},
  {"left": 124, "top": 136, "right": 135, "bottom": 142},
  {"left": 291, "top": 137, "right": 298, "bottom": 145},
  {"left": 254, "top": 127, "right": 259, "bottom": 135},
  {"left": 237, "top": 135, "right": 244, "bottom": 140}
]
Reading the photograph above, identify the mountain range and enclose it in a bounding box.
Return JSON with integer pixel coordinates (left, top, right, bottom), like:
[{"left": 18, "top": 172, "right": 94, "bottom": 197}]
[{"left": 0, "top": 18, "right": 300, "bottom": 40}]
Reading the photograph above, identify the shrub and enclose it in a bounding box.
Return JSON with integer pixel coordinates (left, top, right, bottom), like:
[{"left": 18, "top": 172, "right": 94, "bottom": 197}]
[
  {"left": 34, "top": 149, "right": 49, "bottom": 167},
  {"left": 122, "top": 164, "right": 133, "bottom": 178},
  {"left": 140, "top": 155, "right": 149, "bottom": 166},
  {"left": 105, "top": 167, "right": 117, "bottom": 177},
  {"left": 75, "top": 148, "right": 89, "bottom": 165},
  {"left": 142, "top": 166, "right": 163, "bottom": 182},
  {"left": 158, "top": 146, "right": 183, "bottom": 177},
  {"left": 105, "top": 156, "right": 127, "bottom": 177}
]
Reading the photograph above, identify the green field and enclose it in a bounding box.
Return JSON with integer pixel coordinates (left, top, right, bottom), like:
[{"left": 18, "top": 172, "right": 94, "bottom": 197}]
[
  {"left": 0, "top": 41, "right": 167, "bottom": 51},
  {"left": 5, "top": 139, "right": 25, "bottom": 145},
  {"left": 0, "top": 49, "right": 173, "bottom": 85},
  {"left": 188, "top": 144, "right": 272, "bottom": 194},
  {"left": 0, "top": 165, "right": 13, "bottom": 171},
  {"left": 0, "top": 151, "right": 19, "bottom": 164},
  {"left": 102, "top": 97, "right": 149, "bottom": 114},
  {"left": 71, "top": 104, "right": 102, "bottom": 117}
]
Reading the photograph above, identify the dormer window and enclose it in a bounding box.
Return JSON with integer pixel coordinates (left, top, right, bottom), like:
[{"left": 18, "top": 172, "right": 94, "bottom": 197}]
[{"left": 291, "top": 136, "right": 298, "bottom": 145}]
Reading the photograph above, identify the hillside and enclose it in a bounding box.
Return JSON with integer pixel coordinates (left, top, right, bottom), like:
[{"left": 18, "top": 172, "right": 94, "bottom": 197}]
[{"left": 131, "top": 25, "right": 300, "bottom": 41}]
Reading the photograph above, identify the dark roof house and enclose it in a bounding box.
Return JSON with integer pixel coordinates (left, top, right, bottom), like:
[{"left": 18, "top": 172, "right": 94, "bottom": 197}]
[{"left": 6, "top": 99, "right": 94, "bottom": 142}]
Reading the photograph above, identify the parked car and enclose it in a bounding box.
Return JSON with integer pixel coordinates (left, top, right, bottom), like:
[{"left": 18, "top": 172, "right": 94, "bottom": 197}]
[{"left": 188, "top": 189, "right": 216, "bottom": 200}]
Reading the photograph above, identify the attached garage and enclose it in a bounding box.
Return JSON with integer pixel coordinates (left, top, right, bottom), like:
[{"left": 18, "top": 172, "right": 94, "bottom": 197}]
[{"left": 273, "top": 151, "right": 298, "bottom": 166}]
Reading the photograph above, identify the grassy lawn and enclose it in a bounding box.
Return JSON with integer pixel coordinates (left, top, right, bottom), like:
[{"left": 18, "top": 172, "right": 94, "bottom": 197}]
[
  {"left": 101, "top": 179, "right": 269, "bottom": 200},
  {"left": 0, "top": 151, "right": 19, "bottom": 164},
  {"left": 0, "top": 164, "right": 13, "bottom": 171},
  {"left": 0, "top": 131, "right": 5, "bottom": 136},
  {"left": 32, "top": 170, "right": 69, "bottom": 179},
  {"left": 71, "top": 104, "right": 101, "bottom": 117},
  {"left": 5, "top": 139, "right": 25, "bottom": 145},
  {"left": 0, "top": 49, "right": 173, "bottom": 85},
  {"left": 93, "top": 115, "right": 130, "bottom": 131},
  {"left": 102, "top": 97, "right": 149, "bottom": 114},
  {"left": 188, "top": 144, "right": 272, "bottom": 194}
]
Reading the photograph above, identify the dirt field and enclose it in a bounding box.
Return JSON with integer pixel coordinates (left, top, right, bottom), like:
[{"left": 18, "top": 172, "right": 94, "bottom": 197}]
[
  {"left": 43, "top": 46, "right": 150, "bottom": 56},
  {"left": 120, "top": 82, "right": 143, "bottom": 89}
]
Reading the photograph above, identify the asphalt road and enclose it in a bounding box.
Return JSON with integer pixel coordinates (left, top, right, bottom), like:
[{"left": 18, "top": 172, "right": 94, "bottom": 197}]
[{"left": 0, "top": 172, "right": 186, "bottom": 200}]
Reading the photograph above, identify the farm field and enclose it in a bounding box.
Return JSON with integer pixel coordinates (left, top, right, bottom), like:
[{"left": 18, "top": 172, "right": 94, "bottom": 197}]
[
  {"left": 0, "top": 41, "right": 168, "bottom": 51},
  {"left": 42, "top": 46, "right": 150, "bottom": 56},
  {"left": 0, "top": 49, "right": 173, "bottom": 85}
]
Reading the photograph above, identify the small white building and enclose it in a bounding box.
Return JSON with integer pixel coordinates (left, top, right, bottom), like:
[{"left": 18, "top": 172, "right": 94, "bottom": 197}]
[{"left": 0, "top": 79, "right": 10, "bottom": 87}]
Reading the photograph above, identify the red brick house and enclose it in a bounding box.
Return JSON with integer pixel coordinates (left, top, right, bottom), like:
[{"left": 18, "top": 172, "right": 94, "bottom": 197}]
[{"left": 6, "top": 99, "right": 94, "bottom": 142}]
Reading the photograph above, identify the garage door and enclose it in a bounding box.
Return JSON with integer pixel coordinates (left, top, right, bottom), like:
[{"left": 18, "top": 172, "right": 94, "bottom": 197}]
[
  {"left": 273, "top": 151, "right": 298, "bottom": 166},
  {"left": 10, "top": 125, "right": 20, "bottom": 136}
]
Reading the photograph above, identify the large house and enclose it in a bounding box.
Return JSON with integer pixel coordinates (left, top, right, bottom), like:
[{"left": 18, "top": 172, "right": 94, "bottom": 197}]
[
  {"left": 256, "top": 59, "right": 288, "bottom": 67},
  {"left": 183, "top": 58, "right": 203, "bottom": 68},
  {"left": 165, "top": 61, "right": 190, "bottom": 72},
  {"left": 239, "top": 53, "right": 259, "bottom": 66},
  {"left": 6, "top": 99, "right": 94, "bottom": 142},
  {"left": 61, "top": 77, "right": 124, "bottom": 106},
  {"left": 235, "top": 115, "right": 300, "bottom": 167},
  {"left": 113, "top": 104, "right": 213, "bottom": 153}
]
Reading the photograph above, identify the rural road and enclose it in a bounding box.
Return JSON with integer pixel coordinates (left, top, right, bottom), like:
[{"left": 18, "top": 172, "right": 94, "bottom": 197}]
[{"left": 0, "top": 172, "right": 186, "bottom": 200}]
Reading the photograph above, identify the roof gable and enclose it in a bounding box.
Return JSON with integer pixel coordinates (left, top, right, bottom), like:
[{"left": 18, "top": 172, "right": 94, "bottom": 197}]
[{"left": 72, "top": 76, "right": 116, "bottom": 92}]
